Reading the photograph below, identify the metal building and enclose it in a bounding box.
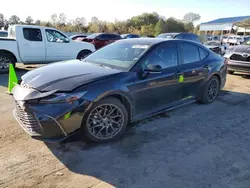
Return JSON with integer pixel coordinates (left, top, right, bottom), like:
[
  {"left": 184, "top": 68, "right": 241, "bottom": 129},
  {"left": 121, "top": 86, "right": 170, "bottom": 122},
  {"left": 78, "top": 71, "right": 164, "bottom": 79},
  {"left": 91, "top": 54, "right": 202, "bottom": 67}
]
[{"left": 200, "top": 16, "right": 250, "bottom": 35}]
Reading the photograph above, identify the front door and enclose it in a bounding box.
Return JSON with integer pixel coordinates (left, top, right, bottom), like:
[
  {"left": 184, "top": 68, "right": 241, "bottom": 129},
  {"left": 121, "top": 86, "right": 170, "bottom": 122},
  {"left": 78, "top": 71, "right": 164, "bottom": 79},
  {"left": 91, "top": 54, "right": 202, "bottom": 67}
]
[
  {"left": 19, "top": 28, "right": 46, "bottom": 62},
  {"left": 45, "top": 29, "right": 72, "bottom": 62},
  {"left": 130, "top": 42, "right": 182, "bottom": 118},
  {"left": 178, "top": 42, "right": 207, "bottom": 98}
]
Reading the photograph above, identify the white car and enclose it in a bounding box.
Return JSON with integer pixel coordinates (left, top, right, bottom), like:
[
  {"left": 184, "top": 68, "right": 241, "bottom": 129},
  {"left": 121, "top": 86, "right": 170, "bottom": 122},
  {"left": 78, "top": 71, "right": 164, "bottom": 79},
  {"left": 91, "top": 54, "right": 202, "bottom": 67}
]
[{"left": 0, "top": 25, "right": 96, "bottom": 73}]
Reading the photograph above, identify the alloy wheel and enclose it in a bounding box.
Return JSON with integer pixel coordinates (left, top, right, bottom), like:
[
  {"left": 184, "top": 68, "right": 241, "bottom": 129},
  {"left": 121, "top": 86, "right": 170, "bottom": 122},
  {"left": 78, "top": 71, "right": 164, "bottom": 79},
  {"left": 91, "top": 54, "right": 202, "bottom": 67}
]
[
  {"left": 86, "top": 104, "right": 125, "bottom": 140},
  {"left": 207, "top": 79, "right": 219, "bottom": 102},
  {"left": 0, "top": 56, "right": 11, "bottom": 73}
]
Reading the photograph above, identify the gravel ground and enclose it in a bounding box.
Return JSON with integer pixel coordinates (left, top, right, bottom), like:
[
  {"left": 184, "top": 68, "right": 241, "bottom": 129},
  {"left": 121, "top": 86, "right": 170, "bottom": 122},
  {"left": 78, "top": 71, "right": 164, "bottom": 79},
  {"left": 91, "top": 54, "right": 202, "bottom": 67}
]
[{"left": 0, "top": 64, "right": 250, "bottom": 188}]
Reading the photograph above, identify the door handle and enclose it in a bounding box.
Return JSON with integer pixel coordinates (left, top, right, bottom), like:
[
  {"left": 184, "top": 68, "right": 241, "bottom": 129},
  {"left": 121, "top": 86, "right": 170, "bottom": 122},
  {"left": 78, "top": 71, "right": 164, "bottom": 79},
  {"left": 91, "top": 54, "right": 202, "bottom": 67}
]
[{"left": 175, "top": 71, "right": 182, "bottom": 77}]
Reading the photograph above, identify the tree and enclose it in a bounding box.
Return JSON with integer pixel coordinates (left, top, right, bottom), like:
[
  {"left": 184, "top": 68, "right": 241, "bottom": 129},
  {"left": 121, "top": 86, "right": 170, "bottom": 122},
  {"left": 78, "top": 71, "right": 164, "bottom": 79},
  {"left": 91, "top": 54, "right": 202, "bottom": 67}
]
[
  {"left": 3, "top": 19, "right": 8, "bottom": 30},
  {"left": 141, "top": 24, "right": 155, "bottom": 36},
  {"left": 194, "top": 24, "right": 200, "bottom": 34},
  {"left": 183, "top": 12, "right": 201, "bottom": 23},
  {"left": 184, "top": 22, "right": 194, "bottom": 32},
  {"left": 154, "top": 19, "right": 167, "bottom": 36},
  {"left": 128, "top": 12, "right": 160, "bottom": 30},
  {"left": 8, "top": 15, "right": 20, "bottom": 25},
  {"left": 51, "top": 14, "right": 58, "bottom": 26},
  {"left": 166, "top": 17, "right": 185, "bottom": 32},
  {"left": 114, "top": 20, "right": 128, "bottom": 34},
  {"left": 106, "top": 22, "right": 116, "bottom": 33},
  {"left": 88, "top": 17, "right": 102, "bottom": 32},
  {"left": 35, "top": 20, "right": 41, "bottom": 25},
  {"left": 58, "top": 13, "right": 67, "bottom": 25},
  {"left": 25, "top": 16, "right": 33, "bottom": 25},
  {"left": 0, "top": 13, "right": 4, "bottom": 27},
  {"left": 74, "top": 17, "right": 86, "bottom": 27}
]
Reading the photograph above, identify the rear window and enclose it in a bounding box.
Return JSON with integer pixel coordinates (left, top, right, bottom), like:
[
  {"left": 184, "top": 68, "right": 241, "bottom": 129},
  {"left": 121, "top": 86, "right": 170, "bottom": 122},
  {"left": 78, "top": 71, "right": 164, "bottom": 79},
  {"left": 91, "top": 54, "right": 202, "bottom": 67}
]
[
  {"left": 99, "top": 34, "right": 121, "bottom": 40},
  {"left": 199, "top": 47, "right": 209, "bottom": 60},
  {"left": 86, "top": 33, "right": 101, "bottom": 39},
  {"left": 0, "top": 31, "right": 7, "bottom": 37},
  {"left": 23, "top": 28, "right": 42, "bottom": 41},
  {"left": 179, "top": 43, "right": 200, "bottom": 64}
]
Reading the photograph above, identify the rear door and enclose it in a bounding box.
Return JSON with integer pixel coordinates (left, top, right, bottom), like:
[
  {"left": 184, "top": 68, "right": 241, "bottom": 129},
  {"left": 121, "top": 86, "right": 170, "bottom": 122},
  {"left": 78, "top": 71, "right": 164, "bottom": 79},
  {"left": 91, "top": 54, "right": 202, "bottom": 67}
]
[
  {"left": 18, "top": 28, "right": 46, "bottom": 62},
  {"left": 178, "top": 41, "right": 207, "bottom": 98}
]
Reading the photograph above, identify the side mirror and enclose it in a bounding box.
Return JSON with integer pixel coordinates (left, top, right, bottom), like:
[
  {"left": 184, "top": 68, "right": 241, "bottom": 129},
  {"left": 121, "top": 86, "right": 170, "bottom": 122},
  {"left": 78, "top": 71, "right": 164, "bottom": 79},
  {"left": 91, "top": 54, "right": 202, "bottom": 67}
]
[
  {"left": 64, "top": 38, "right": 70, "bottom": 43},
  {"left": 144, "top": 64, "right": 162, "bottom": 73}
]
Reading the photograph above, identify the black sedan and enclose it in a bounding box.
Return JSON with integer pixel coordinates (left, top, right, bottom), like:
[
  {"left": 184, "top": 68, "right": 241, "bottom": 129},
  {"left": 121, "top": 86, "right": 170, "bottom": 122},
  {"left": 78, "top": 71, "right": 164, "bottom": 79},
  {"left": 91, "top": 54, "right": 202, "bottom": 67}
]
[{"left": 12, "top": 38, "right": 227, "bottom": 143}]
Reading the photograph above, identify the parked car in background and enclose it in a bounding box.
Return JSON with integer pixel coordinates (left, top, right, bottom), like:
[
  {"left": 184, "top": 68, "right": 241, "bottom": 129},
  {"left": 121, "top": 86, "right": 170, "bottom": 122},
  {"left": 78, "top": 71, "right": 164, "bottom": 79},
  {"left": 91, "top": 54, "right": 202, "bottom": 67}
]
[
  {"left": 70, "top": 34, "right": 88, "bottom": 41},
  {"left": 12, "top": 38, "right": 227, "bottom": 143},
  {"left": 224, "top": 37, "right": 250, "bottom": 75},
  {"left": 156, "top": 32, "right": 201, "bottom": 43},
  {"left": 0, "top": 30, "right": 8, "bottom": 37},
  {"left": 207, "top": 35, "right": 220, "bottom": 41},
  {"left": 204, "top": 41, "right": 222, "bottom": 54},
  {"left": 204, "top": 41, "right": 229, "bottom": 55},
  {"left": 121, "top": 34, "right": 140, "bottom": 39},
  {"left": 82, "top": 33, "right": 122, "bottom": 49},
  {"left": 144, "top": 35, "right": 155, "bottom": 38},
  {"left": 0, "top": 25, "right": 95, "bottom": 74}
]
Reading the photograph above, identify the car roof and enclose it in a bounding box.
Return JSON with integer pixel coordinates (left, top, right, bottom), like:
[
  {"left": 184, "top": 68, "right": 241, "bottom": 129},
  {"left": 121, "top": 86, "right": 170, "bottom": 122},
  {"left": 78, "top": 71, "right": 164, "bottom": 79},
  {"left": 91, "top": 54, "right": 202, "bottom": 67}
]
[{"left": 115, "top": 38, "right": 204, "bottom": 47}]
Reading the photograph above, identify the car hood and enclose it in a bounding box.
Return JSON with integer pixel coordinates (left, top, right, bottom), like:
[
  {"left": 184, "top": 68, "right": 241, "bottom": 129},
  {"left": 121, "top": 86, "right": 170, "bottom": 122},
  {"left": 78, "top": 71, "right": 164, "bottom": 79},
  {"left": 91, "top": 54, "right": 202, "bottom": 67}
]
[
  {"left": 232, "top": 45, "right": 250, "bottom": 53},
  {"left": 21, "top": 60, "right": 121, "bottom": 92}
]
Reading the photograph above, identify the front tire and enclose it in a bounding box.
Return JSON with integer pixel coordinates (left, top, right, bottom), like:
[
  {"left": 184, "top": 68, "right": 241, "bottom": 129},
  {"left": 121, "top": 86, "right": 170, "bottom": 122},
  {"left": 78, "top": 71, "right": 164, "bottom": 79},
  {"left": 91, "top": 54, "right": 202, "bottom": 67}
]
[
  {"left": 199, "top": 75, "right": 220, "bottom": 104},
  {"left": 77, "top": 50, "right": 92, "bottom": 60},
  {"left": 82, "top": 97, "right": 128, "bottom": 143},
  {"left": 0, "top": 52, "right": 16, "bottom": 74}
]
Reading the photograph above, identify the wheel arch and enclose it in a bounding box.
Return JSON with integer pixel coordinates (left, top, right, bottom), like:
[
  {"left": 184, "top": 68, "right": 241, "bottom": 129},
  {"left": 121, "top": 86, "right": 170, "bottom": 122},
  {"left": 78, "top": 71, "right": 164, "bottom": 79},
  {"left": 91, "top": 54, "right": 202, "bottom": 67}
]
[
  {"left": 208, "top": 72, "right": 221, "bottom": 88},
  {"left": 0, "top": 49, "right": 17, "bottom": 62},
  {"left": 96, "top": 92, "right": 134, "bottom": 121},
  {"left": 76, "top": 49, "right": 93, "bottom": 59}
]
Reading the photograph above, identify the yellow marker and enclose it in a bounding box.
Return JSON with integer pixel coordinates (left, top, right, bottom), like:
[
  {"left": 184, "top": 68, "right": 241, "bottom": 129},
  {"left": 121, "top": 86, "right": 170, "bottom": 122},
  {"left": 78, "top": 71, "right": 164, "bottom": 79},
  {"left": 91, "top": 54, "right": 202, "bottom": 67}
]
[
  {"left": 178, "top": 75, "right": 184, "bottom": 83},
  {"left": 63, "top": 112, "right": 71, "bottom": 120}
]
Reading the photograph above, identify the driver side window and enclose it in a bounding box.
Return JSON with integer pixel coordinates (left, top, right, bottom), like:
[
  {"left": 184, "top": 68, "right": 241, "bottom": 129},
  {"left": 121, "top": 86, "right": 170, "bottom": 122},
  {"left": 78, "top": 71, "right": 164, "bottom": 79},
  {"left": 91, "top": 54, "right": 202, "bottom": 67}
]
[
  {"left": 142, "top": 43, "right": 178, "bottom": 70},
  {"left": 45, "top": 29, "right": 69, "bottom": 43}
]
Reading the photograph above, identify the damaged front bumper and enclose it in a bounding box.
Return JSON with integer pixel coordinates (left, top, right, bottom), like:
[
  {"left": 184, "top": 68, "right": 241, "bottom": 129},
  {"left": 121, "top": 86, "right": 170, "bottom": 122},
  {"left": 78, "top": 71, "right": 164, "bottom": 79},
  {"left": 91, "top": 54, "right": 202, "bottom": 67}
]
[{"left": 12, "top": 85, "right": 92, "bottom": 143}]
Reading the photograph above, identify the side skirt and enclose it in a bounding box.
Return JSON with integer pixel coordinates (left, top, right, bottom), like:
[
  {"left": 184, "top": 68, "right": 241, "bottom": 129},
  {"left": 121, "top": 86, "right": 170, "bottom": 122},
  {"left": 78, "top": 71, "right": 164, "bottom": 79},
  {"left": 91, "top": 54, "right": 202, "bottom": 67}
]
[{"left": 131, "top": 98, "right": 197, "bottom": 122}]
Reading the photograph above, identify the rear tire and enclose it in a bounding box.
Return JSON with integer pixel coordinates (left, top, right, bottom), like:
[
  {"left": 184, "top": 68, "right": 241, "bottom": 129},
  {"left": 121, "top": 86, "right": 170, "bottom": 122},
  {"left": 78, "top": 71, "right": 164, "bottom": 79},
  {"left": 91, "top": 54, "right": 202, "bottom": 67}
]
[
  {"left": 77, "top": 50, "right": 92, "bottom": 60},
  {"left": 81, "top": 97, "right": 128, "bottom": 143},
  {"left": 228, "top": 70, "right": 235, "bottom": 75},
  {"left": 0, "top": 52, "right": 16, "bottom": 74},
  {"left": 199, "top": 75, "right": 220, "bottom": 104}
]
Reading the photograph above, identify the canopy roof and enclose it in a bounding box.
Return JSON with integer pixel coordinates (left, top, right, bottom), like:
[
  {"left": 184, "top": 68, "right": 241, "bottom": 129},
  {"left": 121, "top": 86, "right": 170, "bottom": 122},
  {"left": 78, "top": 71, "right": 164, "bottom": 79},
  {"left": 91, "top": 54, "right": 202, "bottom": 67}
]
[{"left": 200, "top": 16, "right": 250, "bottom": 31}]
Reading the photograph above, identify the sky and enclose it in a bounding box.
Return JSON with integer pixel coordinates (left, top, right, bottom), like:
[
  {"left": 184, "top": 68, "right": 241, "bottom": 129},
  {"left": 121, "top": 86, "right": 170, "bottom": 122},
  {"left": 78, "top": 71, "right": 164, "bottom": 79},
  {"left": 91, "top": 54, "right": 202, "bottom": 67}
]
[{"left": 1, "top": 0, "right": 250, "bottom": 24}]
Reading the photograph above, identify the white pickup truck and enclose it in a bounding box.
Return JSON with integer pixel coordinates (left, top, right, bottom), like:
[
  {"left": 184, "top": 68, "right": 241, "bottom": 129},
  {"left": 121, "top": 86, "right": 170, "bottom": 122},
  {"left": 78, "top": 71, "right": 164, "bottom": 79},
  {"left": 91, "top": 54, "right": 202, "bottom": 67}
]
[{"left": 0, "top": 25, "right": 96, "bottom": 73}]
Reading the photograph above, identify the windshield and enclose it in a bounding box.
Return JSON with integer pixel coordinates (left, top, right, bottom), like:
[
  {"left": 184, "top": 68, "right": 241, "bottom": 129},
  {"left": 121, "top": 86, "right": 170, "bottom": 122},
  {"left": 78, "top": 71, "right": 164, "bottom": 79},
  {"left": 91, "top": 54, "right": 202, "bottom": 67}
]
[
  {"left": 156, "top": 34, "right": 175, "bottom": 39},
  {"left": 86, "top": 33, "right": 101, "bottom": 39},
  {"left": 205, "top": 41, "right": 220, "bottom": 46},
  {"left": 243, "top": 37, "right": 250, "bottom": 45},
  {"left": 83, "top": 41, "right": 150, "bottom": 70},
  {"left": 0, "top": 31, "right": 8, "bottom": 37}
]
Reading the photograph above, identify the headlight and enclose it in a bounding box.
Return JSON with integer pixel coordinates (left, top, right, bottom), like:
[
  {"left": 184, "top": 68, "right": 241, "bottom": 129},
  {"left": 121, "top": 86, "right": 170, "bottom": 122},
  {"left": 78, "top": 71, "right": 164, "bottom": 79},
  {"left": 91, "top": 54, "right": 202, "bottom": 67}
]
[
  {"left": 39, "top": 91, "right": 88, "bottom": 104},
  {"left": 224, "top": 47, "right": 234, "bottom": 58}
]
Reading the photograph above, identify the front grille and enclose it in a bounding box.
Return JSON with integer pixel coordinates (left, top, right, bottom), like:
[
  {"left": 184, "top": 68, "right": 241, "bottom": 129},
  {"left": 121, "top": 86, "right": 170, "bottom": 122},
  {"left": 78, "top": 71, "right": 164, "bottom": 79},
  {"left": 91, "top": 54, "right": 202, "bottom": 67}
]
[
  {"left": 230, "top": 54, "right": 250, "bottom": 62},
  {"left": 14, "top": 101, "right": 43, "bottom": 135}
]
